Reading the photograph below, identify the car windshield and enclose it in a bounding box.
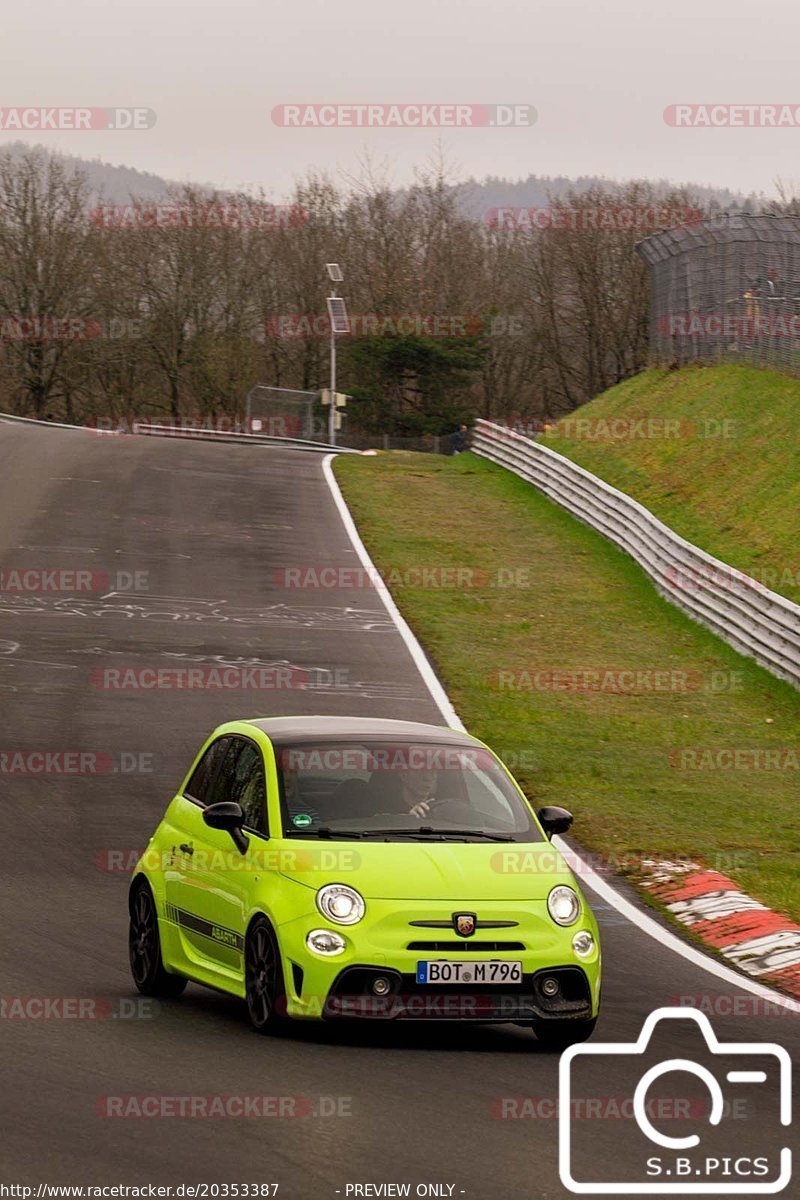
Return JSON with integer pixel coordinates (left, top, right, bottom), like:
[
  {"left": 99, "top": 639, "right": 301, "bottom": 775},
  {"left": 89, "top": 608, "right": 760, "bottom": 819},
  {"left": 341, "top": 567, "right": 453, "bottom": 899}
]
[{"left": 276, "top": 740, "right": 543, "bottom": 841}]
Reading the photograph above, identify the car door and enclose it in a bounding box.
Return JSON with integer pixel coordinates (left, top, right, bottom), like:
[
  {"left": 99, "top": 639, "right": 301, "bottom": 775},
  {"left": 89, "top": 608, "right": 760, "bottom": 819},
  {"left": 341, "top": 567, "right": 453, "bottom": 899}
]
[
  {"left": 171, "top": 736, "right": 270, "bottom": 982},
  {"left": 161, "top": 733, "right": 232, "bottom": 965}
]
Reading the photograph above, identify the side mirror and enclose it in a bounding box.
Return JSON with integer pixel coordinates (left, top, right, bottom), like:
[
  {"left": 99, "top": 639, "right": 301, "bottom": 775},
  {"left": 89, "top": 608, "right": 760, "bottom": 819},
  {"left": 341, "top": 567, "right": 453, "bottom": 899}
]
[
  {"left": 537, "top": 805, "right": 573, "bottom": 839},
  {"left": 203, "top": 800, "right": 249, "bottom": 854}
]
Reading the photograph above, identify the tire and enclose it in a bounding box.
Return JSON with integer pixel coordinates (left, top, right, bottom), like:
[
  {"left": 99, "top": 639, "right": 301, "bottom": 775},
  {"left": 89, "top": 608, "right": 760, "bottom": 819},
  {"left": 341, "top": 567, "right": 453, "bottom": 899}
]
[
  {"left": 244, "top": 917, "right": 288, "bottom": 1034},
  {"left": 531, "top": 1016, "right": 597, "bottom": 1050},
  {"left": 129, "top": 880, "right": 187, "bottom": 998}
]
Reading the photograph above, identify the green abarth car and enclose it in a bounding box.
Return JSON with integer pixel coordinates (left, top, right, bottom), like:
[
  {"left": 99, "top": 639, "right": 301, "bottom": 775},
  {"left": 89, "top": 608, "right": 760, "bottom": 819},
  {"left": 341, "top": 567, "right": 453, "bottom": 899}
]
[{"left": 129, "top": 716, "right": 601, "bottom": 1046}]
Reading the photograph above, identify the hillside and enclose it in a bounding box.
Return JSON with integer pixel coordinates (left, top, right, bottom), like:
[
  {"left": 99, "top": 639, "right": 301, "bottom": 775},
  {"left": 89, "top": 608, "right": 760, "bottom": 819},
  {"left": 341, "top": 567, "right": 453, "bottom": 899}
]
[
  {"left": 334, "top": 451, "right": 800, "bottom": 924},
  {"left": 543, "top": 365, "right": 800, "bottom": 606},
  {"left": 0, "top": 139, "right": 757, "bottom": 212},
  {"left": 0, "top": 139, "right": 181, "bottom": 203},
  {"left": 452, "top": 174, "right": 761, "bottom": 221}
]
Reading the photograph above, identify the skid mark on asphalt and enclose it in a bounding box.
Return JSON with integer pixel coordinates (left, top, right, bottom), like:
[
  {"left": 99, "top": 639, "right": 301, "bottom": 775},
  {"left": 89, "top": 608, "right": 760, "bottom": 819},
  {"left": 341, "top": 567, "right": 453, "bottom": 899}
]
[
  {"left": 0, "top": 637, "right": 78, "bottom": 692},
  {"left": 0, "top": 592, "right": 396, "bottom": 631}
]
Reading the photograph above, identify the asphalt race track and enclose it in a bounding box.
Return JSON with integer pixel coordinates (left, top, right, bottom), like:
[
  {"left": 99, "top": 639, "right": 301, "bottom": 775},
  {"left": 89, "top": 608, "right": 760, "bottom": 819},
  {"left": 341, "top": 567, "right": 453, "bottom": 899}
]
[{"left": 0, "top": 423, "right": 797, "bottom": 1198}]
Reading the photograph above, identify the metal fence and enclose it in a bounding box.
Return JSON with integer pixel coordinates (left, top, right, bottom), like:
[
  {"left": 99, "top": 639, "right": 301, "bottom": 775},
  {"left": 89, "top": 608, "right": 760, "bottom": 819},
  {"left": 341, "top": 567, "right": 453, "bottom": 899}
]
[
  {"left": 637, "top": 213, "right": 800, "bottom": 373},
  {"left": 243, "top": 383, "right": 459, "bottom": 452},
  {"left": 244, "top": 384, "right": 318, "bottom": 439},
  {"left": 472, "top": 419, "right": 800, "bottom": 689}
]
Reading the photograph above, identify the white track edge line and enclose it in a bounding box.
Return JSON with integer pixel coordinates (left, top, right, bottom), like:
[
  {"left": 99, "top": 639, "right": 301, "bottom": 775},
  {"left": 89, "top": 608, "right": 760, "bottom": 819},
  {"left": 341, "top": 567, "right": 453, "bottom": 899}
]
[
  {"left": 322, "top": 453, "right": 463, "bottom": 731},
  {"left": 321, "top": 452, "right": 799, "bottom": 1015}
]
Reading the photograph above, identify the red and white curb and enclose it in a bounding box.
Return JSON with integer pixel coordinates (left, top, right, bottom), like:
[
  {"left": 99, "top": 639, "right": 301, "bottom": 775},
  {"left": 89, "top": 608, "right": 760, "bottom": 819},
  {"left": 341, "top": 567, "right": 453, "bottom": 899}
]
[{"left": 641, "top": 860, "right": 800, "bottom": 1001}]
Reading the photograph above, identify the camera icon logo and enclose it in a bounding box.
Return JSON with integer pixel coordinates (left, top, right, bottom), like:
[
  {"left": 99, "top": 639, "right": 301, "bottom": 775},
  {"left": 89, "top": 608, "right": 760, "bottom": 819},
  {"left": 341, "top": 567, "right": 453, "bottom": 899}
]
[{"left": 559, "top": 1007, "right": 792, "bottom": 1194}]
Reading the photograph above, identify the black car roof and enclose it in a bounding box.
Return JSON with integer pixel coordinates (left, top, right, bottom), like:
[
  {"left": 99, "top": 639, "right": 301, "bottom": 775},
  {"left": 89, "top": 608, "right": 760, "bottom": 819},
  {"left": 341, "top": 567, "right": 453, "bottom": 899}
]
[{"left": 243, "top": 715, "right": 478, "bottom": 747}]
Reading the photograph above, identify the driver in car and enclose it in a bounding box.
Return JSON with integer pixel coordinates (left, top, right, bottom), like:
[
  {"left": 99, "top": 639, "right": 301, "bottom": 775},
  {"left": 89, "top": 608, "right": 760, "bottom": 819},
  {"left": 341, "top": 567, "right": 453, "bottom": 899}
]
[{"left": 396, "top": 767, "right": 437, "bottom": 819}]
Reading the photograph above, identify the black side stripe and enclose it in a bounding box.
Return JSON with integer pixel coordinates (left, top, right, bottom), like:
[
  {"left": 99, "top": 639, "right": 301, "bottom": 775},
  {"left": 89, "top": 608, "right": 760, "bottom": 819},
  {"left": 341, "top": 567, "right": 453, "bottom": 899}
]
[{"left": 164, "top": 902, "right": 245, "bottom": 952}]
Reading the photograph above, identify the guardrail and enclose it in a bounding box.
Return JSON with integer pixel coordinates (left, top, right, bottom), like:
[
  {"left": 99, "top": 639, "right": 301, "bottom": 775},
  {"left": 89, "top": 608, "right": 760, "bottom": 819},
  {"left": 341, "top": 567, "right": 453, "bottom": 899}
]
[
  {"left": 127, "top": 422, "right": 358, "bottom": 453},
  {"left": 472, "top": 419, "right": 800, "bottom": 689},
  {"left": 0, "top": 412, "right": 358, "bottom": 453}
]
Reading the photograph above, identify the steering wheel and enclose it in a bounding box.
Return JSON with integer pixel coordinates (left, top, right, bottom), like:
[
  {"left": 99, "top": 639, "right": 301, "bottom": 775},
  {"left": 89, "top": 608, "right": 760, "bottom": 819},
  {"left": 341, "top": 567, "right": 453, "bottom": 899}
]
[{"left": 413, "top": 796, "right": 463, "bottom": 818}]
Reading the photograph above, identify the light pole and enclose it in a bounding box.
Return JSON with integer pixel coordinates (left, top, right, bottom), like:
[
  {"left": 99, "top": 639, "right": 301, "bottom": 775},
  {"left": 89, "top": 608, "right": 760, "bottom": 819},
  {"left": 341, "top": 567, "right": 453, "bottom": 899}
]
[
  {"left": 325, "top": 263, "right": 349, "bottom": 445},
  {"left": 329, "top": 313, "right": 336, "bottom": 446}
]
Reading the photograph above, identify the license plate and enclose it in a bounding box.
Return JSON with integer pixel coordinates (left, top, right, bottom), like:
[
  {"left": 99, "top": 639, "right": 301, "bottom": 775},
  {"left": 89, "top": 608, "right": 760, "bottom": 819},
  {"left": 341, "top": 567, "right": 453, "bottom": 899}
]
[{"left": 416, "top": 960, "right": 523, "bottom": 985}]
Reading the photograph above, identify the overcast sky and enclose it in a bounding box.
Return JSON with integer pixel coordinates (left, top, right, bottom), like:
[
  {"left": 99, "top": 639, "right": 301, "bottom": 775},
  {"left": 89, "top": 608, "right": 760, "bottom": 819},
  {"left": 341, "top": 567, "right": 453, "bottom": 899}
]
[{"left": 2, "top": 0, "right": 799, "bottom": 198}]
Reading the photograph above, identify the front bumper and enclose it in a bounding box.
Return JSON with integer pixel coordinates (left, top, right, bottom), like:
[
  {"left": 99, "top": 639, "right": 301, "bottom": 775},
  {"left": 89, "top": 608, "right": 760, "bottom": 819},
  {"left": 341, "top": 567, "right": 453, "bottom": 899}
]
[
  {"left": 275, "top": 896, "right": 601, "bottom": 1021},
  {"left": 322, "top": 963, "right": 593, "bottom": 1022}
]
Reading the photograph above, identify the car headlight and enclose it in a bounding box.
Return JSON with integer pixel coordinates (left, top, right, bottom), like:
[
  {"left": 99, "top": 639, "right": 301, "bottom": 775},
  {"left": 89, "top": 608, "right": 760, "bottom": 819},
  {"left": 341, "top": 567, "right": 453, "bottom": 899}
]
[
  {"left": 316, "top": 883, "right": 365, "bottom": 925},
  {"left": 547, "top": 885, "right": 581, "bottom": 926}
]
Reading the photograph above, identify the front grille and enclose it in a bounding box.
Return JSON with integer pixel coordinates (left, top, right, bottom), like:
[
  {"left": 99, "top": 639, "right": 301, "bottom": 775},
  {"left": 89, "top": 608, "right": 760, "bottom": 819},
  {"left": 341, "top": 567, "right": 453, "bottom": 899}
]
[
  {"left": 408, "top": 920, "right": 518, "bottom": 930},
  {"left": 407, "top": 940, "right": 525, "bottom": 952}
]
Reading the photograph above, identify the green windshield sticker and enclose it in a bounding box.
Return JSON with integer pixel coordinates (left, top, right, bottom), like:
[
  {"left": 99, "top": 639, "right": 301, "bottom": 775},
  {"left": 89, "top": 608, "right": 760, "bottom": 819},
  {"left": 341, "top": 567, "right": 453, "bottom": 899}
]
[{"left": 292, "top": 813, "right": 313, "bottom": 828}]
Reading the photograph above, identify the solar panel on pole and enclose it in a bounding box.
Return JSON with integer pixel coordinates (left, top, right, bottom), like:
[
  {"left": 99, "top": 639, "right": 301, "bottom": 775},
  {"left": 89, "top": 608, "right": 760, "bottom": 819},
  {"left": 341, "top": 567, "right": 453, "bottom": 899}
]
[
  {"left": 327, "top": 296, "right": 351, "bottom": 335},
  {"left": 325, "top": 263, "right": 347, "bottom": 445}
]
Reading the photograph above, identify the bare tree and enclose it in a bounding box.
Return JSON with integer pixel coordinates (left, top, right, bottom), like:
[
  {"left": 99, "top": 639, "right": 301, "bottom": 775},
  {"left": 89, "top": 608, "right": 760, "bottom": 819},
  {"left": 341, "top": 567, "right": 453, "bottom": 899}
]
[{"left": 0, "top": 148, "right": 98, "bottom": 417}]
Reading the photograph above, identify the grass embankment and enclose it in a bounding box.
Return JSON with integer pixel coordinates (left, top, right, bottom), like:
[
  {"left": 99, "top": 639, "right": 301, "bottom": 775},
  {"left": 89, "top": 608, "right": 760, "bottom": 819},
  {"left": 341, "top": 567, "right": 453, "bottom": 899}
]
[
  {"left": 334, "top": 451, "right": 800, "bottom": 922},
  {"left": 544, "top": 365, "right": 800, "bottom": 605}
]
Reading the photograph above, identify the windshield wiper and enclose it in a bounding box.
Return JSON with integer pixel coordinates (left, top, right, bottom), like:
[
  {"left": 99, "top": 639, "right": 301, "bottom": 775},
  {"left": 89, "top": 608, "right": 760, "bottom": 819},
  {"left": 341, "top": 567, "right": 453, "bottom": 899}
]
[
  {"left": 418, "top": 826, "right": 516, "bottom": 841},
  {"left": 285, "top": 827, "right": 364, "bottom": 839},
  {"left": 287, "top": 826, "right": 518, "bottom": 842},
  {"left": 357, "top": 828, "right": 437, "bottom": 839},
  {"left": 358, "top": 827, "right": 516, "bottom": 842}
]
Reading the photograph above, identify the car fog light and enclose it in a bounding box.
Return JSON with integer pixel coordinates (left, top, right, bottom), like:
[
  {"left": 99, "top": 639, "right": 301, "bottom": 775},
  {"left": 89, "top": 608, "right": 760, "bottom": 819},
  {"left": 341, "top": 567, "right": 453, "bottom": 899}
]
[
  {"left": 306, "top": 929, "right": 346, "bottom": 956},
  {"left": 541, "top": 976, "right": 560, "bottom": 998},
  {"left": 572, "top": 930, "right": 595, "bottom": 958},
  {"left": 372, "top": 977, "right": 392, "bottom": 996}
]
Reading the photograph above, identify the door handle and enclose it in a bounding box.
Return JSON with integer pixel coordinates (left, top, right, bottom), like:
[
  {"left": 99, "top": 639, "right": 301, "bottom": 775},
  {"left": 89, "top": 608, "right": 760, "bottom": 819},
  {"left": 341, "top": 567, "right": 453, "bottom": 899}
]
[{"left": 179, "top": 843, "right": 194, "bottom": 856}]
